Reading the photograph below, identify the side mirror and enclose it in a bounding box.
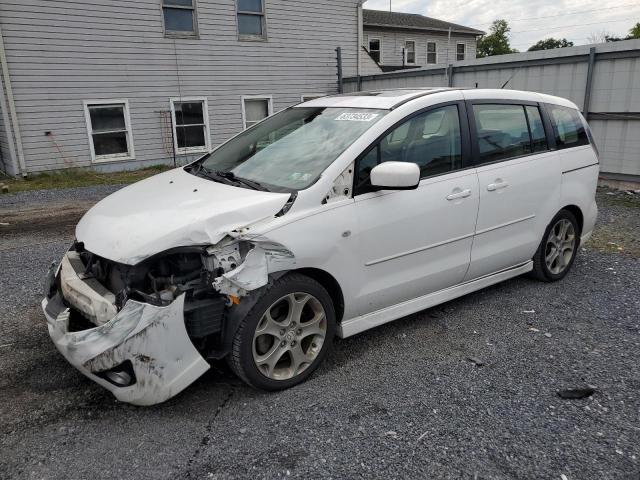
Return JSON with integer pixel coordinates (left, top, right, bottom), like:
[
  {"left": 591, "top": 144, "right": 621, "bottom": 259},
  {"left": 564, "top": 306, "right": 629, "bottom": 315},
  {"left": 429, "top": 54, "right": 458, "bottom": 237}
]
[{"left": 370, "top": 162, "right": 420, "bottom": 190}]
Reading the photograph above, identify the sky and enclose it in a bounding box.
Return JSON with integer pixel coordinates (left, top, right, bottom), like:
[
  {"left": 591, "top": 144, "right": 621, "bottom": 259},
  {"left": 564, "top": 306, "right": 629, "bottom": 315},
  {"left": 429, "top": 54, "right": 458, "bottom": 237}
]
[{"left": 363, "top": 0, "right": 640, "bottom": 51}]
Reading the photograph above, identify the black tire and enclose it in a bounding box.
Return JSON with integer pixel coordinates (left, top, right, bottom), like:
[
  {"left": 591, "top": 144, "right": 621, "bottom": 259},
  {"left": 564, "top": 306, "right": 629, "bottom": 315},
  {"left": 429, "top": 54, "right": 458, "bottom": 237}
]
[
  {"left": 227, "top": 273, "right": 336, "bottom": 391},
  {"left": 530, "top": 209, "right": 580, "bottom": 282}
]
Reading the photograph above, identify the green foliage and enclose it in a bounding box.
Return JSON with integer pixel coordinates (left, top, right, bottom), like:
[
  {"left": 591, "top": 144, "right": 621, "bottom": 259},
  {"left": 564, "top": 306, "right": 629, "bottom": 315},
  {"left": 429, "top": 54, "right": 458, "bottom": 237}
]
[
  {"left": 600, "top": 22, "right": 640, "bottom": 42},
  {"left": 477, "top": 20, "right": 518, "bottom": 58},
  {"left": 528, "top": 38, "right": 574, "bottom": 51}
]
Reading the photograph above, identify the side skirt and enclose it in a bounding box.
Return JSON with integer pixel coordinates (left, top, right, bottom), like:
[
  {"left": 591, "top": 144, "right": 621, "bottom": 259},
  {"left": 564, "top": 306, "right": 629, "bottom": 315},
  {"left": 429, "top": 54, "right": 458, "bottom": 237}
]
[{"left": 338, "top": 261, "right": 533, "bottom": 338}]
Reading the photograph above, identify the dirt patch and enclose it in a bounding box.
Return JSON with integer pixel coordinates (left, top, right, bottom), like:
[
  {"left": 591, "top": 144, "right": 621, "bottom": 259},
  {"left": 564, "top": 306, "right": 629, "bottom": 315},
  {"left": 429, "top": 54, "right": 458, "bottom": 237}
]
[{"left": 0, "top": 201, "right": 93, "bottom": 236}]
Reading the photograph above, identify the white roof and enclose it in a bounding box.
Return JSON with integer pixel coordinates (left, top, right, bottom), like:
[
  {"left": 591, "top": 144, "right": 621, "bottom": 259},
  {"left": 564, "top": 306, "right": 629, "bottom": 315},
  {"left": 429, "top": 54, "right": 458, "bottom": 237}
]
[
  {"left": 297, "top": 88, "right": 453, "bottom": 110},
  {"left": 296, "top": 88, "right": 578, "bottom": 110}
]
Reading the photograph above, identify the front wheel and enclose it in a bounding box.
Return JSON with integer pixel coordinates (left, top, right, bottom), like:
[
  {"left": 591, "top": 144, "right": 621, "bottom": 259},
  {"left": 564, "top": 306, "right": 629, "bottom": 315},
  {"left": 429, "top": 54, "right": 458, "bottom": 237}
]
[
  {"left": 530, "top": 210, "right": 580, "bottom": 282},
  {"left": 227, "top": 273, "right": 336, "bottom": 390}
]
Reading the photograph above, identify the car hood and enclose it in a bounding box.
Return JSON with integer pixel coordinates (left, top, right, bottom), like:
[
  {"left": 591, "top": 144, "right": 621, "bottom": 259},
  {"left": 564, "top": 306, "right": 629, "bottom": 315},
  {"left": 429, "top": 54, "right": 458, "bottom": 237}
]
[{"left": 76, "top": 168, "right": 291, "bottom": 265}]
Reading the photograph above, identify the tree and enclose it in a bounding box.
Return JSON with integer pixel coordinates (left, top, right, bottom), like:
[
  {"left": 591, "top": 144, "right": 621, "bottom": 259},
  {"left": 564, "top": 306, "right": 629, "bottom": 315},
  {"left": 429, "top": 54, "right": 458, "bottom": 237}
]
[
  {"left": 476, "top": 20, "right": 518, "bottom": 57},
  {"left": 587, "top": 30, "right": 612, "bottom": 44},
  {"left": 528, "top": 38, "right": 574, "bottom": 51},
  {"left": 587, "top": 23, "right": 640, "bottom": 44},
  {"left": 605, "top": 34, "right": 624, "bottom": 42}
]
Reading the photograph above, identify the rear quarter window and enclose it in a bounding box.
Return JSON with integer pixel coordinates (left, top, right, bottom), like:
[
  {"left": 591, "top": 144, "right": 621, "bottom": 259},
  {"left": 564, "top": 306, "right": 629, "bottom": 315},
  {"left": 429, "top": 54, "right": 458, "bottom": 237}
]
[{"left": 547, "top": 104, "right": 589, "bottom": 150}]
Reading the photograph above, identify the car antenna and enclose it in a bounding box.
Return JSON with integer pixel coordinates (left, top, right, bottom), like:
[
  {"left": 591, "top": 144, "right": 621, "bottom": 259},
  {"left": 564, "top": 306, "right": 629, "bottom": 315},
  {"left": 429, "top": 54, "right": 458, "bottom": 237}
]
[{"left": 501, "top": 67, "right": 521, "bottom": 89}]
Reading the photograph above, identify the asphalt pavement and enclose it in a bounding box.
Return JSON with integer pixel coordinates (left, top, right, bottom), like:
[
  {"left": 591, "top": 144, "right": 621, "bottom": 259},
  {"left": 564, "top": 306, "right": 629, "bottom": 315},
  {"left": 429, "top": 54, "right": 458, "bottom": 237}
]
[{"left": 1, "top": 186, "right": 639, "bottom": 480}]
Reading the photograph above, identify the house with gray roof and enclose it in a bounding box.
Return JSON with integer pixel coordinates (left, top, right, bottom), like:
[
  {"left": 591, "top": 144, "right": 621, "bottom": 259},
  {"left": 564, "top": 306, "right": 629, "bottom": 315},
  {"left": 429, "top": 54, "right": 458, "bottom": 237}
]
[{"left": 362, "top": 10, "right": 484, "bottom": 73}]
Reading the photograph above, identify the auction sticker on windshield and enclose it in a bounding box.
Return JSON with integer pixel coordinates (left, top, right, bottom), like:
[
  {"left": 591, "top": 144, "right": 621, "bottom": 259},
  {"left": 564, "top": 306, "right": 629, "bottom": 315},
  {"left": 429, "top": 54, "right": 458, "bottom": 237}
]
[{"left": 335, "top": 112, "right": 380, "bottom": 122}]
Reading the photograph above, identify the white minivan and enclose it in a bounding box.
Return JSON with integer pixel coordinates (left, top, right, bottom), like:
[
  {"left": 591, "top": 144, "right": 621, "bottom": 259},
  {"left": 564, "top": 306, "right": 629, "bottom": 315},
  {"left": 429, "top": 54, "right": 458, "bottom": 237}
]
[{"left": 42, "top": 88, "right": 599, "bottom": 405}]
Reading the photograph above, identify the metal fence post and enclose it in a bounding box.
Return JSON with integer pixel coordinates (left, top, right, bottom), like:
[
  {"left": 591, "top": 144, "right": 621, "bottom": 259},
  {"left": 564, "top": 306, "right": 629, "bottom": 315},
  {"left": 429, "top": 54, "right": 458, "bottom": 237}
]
[
  {"left": 447, "top": 64, "right": 454, "bottom": 87},
  {"left": 336, "top": 47, "right": 343, "bottom": 94},
  {"left": 583, "top": 47, "right": 596, "bottom": 119}
]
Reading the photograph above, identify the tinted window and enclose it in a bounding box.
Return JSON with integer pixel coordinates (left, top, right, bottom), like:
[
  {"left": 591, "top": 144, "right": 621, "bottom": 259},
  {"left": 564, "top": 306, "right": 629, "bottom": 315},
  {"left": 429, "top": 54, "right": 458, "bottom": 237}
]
[
  {"left": 473, "top": 104, "right": 532, "bottom": 163},
  {"left": 356, "top": 105, "right": 462, "bottom": 188},
  {"left": 548, "top": 104, "right": 589, "bottom": 150},
  {"left": 525, "top": 106, "right": 548, "bottom": 153}
]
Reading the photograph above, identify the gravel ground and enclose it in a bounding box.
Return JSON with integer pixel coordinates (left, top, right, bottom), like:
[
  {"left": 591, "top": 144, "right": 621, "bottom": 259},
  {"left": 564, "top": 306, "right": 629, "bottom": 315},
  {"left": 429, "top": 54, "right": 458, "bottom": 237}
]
[{"left": 0, "top": 187, "right": 639, "bottom": 480}]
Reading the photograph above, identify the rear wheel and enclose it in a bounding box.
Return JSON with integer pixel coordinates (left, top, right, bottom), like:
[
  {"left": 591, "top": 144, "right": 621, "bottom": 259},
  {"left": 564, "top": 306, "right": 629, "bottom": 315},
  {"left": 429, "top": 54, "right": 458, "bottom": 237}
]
[
  {"left": 228, "top": 273, "right": 336, "bottom": 390},
  {"left": 530, "top": 210, "right": 580, "bottom": 282}
]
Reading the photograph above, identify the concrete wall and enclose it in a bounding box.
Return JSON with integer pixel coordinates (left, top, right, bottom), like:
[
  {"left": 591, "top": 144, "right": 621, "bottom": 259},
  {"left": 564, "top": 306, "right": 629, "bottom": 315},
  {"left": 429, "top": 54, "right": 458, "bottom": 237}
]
[
  {"left": 0, "top": 0, "right": 362, "bottom": 174},
  {"left": 344, "top": 39, "right": 640, "bottom": 178}
]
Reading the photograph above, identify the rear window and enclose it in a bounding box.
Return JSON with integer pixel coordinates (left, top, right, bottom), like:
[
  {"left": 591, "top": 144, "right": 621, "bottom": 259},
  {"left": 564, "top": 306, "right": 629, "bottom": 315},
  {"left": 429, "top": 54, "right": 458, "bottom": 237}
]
[{"left": 547, "top": 104, "right": 589, "bottom": 150}]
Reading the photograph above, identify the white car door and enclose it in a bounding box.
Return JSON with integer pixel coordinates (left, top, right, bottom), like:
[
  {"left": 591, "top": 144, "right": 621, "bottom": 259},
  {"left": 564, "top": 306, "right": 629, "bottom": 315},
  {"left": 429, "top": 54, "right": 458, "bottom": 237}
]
[
  {"left": 464, "top": 101, "right": 562, "bottom": 281},
  {"left": 350, "top": 102, "right": 480, "bottom": 317}
]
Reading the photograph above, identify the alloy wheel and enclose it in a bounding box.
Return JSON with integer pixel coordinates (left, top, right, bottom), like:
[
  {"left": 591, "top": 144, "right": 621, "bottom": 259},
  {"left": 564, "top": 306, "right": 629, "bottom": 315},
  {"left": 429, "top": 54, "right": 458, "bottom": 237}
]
[
  {"left": 544, "top": 218, "right": 576, "bottom": 275},
  {"left": 252, "top": 293, "right": 327, "bottom": 380}
]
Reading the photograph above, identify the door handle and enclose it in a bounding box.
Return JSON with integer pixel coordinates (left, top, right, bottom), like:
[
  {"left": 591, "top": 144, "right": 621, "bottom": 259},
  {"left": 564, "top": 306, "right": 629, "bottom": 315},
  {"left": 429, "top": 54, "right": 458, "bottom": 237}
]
[
  {"left": 487, "top": 181, "right": 509, "bottom": 192},
  {"left": 446, "top": 188, "right": 472, "bottom": 201}
]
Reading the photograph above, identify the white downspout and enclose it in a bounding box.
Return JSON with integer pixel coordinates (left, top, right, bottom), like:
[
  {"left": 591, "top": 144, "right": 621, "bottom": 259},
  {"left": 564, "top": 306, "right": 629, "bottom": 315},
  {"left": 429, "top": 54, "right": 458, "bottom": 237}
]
[
  {"left": 0, "top": 62, "right": 18, "bottom": 176},
  {"left": 0, "top": 24, "right": 26, "bottom": 177}
]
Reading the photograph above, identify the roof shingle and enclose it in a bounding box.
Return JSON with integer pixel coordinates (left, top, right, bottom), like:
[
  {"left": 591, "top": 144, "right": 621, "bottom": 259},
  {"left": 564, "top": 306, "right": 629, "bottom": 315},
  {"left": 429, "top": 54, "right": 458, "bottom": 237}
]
[{"left": 363, "top": 9, "right": 484, "bottom": 36}]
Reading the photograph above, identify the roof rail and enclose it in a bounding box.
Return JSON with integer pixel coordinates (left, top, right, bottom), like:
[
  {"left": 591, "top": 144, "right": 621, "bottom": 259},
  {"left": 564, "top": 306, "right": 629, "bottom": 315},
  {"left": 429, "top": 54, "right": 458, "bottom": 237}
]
[{"left": 390, "top": 88, "right": 465, "bottom": 110}]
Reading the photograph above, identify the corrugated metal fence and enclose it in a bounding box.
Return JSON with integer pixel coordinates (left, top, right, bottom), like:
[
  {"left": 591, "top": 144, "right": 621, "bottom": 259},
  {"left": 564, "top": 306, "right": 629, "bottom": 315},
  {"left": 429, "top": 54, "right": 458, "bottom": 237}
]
[{"left": 343, "top": 39, "right": 640, "bottom": 181}]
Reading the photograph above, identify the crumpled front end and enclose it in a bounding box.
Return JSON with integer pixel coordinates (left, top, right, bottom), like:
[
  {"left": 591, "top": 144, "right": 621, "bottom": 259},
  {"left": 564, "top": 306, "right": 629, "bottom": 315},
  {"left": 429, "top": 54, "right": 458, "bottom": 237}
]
[
  {"left": 42, "top": 232, "right": 297, "bottom": 405},
  {"left": 42, "top": 250, "right": 210, "bottom": 406}
]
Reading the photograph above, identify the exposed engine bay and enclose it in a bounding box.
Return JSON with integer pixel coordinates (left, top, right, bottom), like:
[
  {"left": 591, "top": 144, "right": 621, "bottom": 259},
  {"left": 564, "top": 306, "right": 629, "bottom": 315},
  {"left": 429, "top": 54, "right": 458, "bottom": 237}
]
[{"left": 58, "top": 237, "right": 295, "bottom": 359}]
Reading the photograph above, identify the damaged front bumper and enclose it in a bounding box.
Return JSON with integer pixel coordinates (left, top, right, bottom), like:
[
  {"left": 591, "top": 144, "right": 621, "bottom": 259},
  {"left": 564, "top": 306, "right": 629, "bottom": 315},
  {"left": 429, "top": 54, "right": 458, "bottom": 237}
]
[{"left": 42, "top": 255, "right": 210, "bottom": 406}]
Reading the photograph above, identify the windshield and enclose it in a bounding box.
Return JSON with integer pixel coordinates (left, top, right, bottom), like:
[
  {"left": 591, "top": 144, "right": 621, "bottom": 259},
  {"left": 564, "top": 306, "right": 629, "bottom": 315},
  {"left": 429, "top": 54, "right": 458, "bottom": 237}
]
[{"left": 195, "top": 107, "right": 387, "bottom": 191}]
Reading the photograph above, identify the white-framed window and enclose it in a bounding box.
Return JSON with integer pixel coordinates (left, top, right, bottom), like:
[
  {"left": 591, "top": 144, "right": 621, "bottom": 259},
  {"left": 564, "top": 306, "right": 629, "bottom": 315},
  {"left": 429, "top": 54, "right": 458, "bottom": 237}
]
[
  {"left": 83, "top": 100, "right": 135, "bottom": 163},
  {"left": 404, "top": 40, "right": 416, "bottom": 65},
  {"left": 237, "top": 0, "right": 266, "bottom": 40},
  {"left": 456, "top": 42, "right": 466, "bottom": 61},
  {"left": 368, "top": 37, "right": 382, "bottom": 63},
  {"left": 162, "top": 0, "right": 198, "bottom": 36},
  {"left": 427, "top": 41, "right": 437, "bottom": 64},
  {"left": 170, "top": 98, "right": 210, "bottom": 154},
  {"left": 241, "top": 95, "right": 273, "bottom": 129}
]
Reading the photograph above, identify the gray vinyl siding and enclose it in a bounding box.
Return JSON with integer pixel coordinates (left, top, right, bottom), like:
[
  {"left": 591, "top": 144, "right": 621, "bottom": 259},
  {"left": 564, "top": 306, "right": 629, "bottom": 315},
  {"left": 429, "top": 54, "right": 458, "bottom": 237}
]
[
  {"left": 0, "top": 0, "right": 361, "bottom": 173},
  {"left": 360, "top": 48, "right": 383, "bottom": 76},
  {"left": 363, "top": 27, "right": 477, "bottom": 67}
]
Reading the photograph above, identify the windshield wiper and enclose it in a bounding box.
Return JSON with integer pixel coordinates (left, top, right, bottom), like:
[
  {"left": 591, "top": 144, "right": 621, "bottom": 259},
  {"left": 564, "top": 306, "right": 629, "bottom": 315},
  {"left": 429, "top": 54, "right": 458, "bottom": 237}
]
[
  {"left": 213, "top": 170, "right": 269, "bottom": 192},
  {"left": 190, "top": 164, "right": 228, "bottom": 183},
  {"left": 189, "top": 164, "right": 269, "bottom": 192}
]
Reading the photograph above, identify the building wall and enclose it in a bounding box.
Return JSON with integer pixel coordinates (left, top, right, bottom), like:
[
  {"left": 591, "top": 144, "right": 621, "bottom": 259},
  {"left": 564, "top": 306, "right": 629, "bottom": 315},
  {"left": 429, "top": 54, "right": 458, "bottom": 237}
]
[
  {"left": 0, "top": 0, "right": 362, "bottom": 173},
  {"left": 344, "top": 39, "right": 640, "bottom": 178},
  {"left": 360, "top": 47, "right": 384, "bottom": 76},
  {"left": 363, "top": 27, "right": 477, "bottom": 67}
]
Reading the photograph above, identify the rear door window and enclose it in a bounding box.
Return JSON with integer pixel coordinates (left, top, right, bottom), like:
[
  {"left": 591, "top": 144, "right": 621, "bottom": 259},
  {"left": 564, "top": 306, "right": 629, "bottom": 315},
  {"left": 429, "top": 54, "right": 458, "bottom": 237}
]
[
  {"left": 547, "top": 104, "right": 589, "bottom": 150},
  {"left": 473, "top": 104, "right": 532, "bottom": 163}
]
